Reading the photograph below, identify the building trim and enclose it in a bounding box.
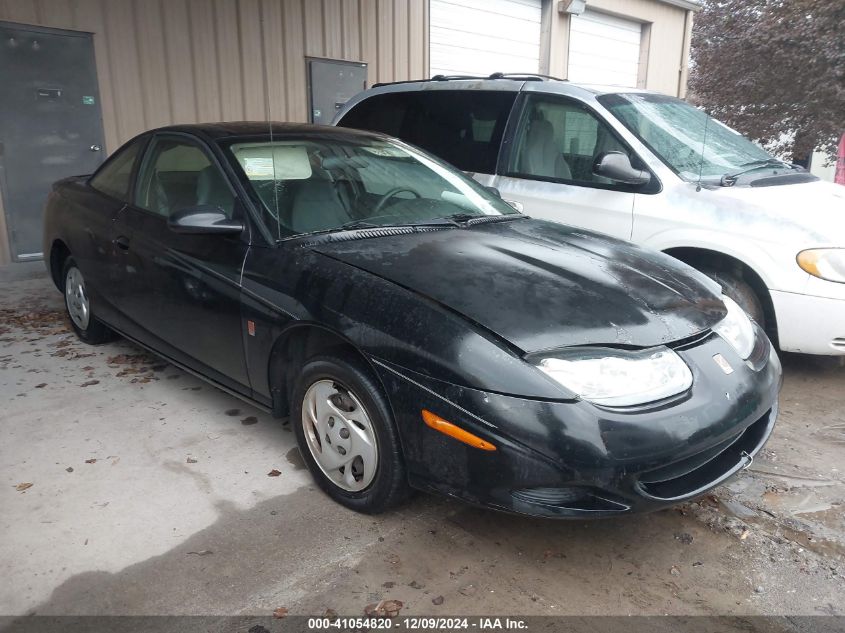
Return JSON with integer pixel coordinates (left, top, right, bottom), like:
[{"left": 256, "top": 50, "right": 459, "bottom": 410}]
[{"left": 654, "top": 0, "right": 702, "bottom": 12}]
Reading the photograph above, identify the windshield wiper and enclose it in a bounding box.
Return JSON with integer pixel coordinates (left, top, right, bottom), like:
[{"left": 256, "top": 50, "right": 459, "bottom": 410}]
[
  {"left": 430, "top": 212, "right": 526, "bottom": 226},
  {"left": 720, "top": 159, "right": 793, "bottom": 186}
]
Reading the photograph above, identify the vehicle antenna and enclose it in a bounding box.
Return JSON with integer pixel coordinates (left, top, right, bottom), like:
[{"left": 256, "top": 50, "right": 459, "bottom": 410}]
[
  {"left": 696, "top": 108, "right": 710, "bottom": 192},
  {"left": 262, "top": 50, "right": 280, "bottom": 239}
]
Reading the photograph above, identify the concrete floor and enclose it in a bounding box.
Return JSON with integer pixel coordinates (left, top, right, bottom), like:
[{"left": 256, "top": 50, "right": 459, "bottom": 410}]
[{"left": 1, "top": 263, "right": 843, "bottom": 617}]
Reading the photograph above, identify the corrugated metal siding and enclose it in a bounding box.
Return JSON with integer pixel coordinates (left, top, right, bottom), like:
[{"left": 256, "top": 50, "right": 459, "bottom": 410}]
[
  {"left": 0, "top": 0, "right": 428, "bottom": 263},
  {"left": 0, "top": 0, "right": 429, "bottom": 149}
]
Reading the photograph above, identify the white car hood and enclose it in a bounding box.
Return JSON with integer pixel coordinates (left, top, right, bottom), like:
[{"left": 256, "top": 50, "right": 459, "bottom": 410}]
[{"left": 702, "top": 179, "right": 845, "bottom": 246}]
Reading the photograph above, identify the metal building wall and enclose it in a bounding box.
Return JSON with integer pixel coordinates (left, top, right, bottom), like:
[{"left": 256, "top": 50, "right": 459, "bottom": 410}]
[{"left": 0, "top": 0, "right": 430, "bottom": 264}]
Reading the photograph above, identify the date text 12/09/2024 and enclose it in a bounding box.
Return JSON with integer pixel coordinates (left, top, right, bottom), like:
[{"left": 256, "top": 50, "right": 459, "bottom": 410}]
[{"left": 307, "top": 617, "right": 528, "bottom": 630}]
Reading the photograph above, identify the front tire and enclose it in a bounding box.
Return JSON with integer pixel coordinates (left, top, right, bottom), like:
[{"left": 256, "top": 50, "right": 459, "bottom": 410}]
[
  {"left": 62, "top": 256, "right": 115, "bottom": 344},
  {"left": 291, "top": 354, "right": 410, "bottom": 514},
  {"left": 702, "top": 268, "right": 765, "bottom": 328}
]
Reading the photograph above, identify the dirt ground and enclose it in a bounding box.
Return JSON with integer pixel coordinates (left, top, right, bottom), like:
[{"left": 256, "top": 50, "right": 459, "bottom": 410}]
[{"left": 1, "top": 263, "right": 843, "bottom": 618}]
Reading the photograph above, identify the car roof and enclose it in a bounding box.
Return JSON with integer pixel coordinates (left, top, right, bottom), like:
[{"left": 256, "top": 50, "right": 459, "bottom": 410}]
[
  {"left": 364, "top": 75, "right": 661, "bottom": 99},
  {"left": 151, "top": 121, "right": 388, "bottom": 141}
]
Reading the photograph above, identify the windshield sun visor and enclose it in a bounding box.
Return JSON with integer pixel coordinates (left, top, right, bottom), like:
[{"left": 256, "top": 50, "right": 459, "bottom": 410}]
[{"left": 231, "top": 143, "right": 312, "bottom": 181}]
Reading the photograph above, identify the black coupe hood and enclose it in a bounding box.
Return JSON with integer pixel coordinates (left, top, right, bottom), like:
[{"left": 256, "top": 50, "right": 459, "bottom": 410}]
[{"left": 310, "top": 219, "right": 726, "bottom": 354}]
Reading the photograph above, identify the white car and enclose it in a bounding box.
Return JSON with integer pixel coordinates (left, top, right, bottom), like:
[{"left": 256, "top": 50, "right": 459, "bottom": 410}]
[{"left": 334, "top": 75, "right": 845, "bottom": 355}]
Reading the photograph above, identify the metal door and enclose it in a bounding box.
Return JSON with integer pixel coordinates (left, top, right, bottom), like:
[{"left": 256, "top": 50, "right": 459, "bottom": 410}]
[
  {"left": 0, "top": 22, "right": 105, "bottom": 261},
  {"left": 307, "top": 58, "right": 367, "bottom": 125}
]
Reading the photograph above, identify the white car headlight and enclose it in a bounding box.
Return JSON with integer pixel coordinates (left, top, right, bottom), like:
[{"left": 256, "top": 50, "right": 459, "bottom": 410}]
[
  {"left": 535, "top": 346, "right": 692, "bottom": 407},
  {"left": 797, "top": 248, "right": 845, "bottom": 284},
  {"left": 712, "top": 294, "right": 756, "bottom": 359}
]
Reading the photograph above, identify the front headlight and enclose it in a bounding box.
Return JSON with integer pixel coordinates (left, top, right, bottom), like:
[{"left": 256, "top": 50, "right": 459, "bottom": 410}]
[
  {"left": 797, "top": 248, "right": 845, "bottom": 284},
  {"left": 535, "top": 346, "right": 692, "bottom": 407},
  {"left": 712, "top": 294, "right": 756, "bottom": 359}
]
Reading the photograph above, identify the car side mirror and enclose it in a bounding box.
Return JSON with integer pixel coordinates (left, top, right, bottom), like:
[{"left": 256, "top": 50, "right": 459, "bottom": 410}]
[
  {"left": 168, "top": 205, "right": 244, "bottom": 235},
  {"left": 593, "top": 151, "right": 651, "bottom": 186}
]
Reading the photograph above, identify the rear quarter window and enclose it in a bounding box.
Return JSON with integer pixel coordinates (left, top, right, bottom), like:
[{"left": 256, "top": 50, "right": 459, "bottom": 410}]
[
  {"left": 89, "top": 137, "right": 146, "bottom": 201},
  {"left": 338, "top": 90, "right": 517, "bottom": 175}
]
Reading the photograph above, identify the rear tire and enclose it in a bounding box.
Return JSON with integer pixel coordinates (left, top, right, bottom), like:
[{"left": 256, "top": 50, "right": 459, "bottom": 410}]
[
  {"left": 291, "top": 353, "right": 410, "bottom": 514},
  {"left": 702, "top": 268, "right": 765, "bottom": 327},
  {"left": 62, "top": 256, "right": 115, "bottom": 345}
]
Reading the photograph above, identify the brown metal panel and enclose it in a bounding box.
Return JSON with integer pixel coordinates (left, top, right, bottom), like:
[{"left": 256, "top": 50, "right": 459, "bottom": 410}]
[
  {"left": 213, "top": 0, "right": 245, "bottom": 121},
  {"left": 68, "top": 0, "right": 120, "bottom": 152},
  {"left": 323, "top": 0, "right": 343, "bottom": 59},
  {"left": 239, "top": 0, "right": 267, "bottom": 121},
  {"left": 260, "top": 0, "right": 286, "bottom": 120},
  {"left": 303, "top": 0, "right": 324, "bottom": 57},
  {"left": 341, "top": 0, "right": 361, "bottom": 61},
  {"left": 103, "top": 0, "right": 147, "bottom": 140},
  {"left": 0, "top": 0, "right": 39, "bottom": 23},
  {"left": 360, "top": 0, "right": 378, "bottom": 86},
  {"left": 190, "top": 0, "right": 223, "bottom": 122},
  {"left": 133, "top": 0, "right": 172, "bottom": 129},
  {"left": 407, "top": 0, "right": 424, "bottom": 79},
  {"left": 35, "top": 0, "right": 73, "bottom": 28},
  {"left": 161, "top": 0, "right": 198, "bottom": 124},
  {"left": 392, "top": 0, "right": 408, "bottom": 80},
  {"left": 283, "top": 0, "right": 308, "bottom": 121},
  {"left": 376, "top": 0, "right": 393, "bottom": 83},
  {"left": 422, "top": 0, "right": 429, "bottom": 77}
]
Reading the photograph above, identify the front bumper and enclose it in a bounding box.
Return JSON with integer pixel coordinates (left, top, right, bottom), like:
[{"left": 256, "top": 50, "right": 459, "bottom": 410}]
[
  {"left": 771, "top": 289, "right": 845, "bottom": 355},
  {"left": 374, "top": 331, "right": 781, "bottom": 518}
]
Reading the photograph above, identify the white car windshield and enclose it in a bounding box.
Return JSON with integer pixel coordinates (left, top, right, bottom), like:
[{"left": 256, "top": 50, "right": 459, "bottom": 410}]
[
  {"left": 598, "top": 93, "right": 785, "bottom": 182},
  {"left": 222, "top": 135, "right": 518, "bottom": 238}
]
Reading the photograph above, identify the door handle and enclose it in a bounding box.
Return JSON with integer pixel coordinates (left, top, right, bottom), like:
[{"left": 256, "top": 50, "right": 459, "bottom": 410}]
[
  {"left": 90, "top": 144, "right": 102, "bottom": 152},
  {"left": 114, "top": 236, "right": 130, "bottom": 251}
]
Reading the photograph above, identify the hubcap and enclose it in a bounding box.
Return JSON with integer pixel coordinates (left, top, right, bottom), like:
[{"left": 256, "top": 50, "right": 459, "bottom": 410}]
[
  {"left": 301, "top": 379, "right": 378, "bottom": 492},
  {"left": 65, "top": 267, "right": 90, "bottom": 330}
]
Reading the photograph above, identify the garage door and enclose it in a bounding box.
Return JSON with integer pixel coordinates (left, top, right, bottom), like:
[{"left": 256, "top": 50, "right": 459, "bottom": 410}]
[
  {"left": 429, "top": 0, "right": 542, "bottom": 77},
  {"left": 567, "top": 9, "right": 642, "bottom": 87}
]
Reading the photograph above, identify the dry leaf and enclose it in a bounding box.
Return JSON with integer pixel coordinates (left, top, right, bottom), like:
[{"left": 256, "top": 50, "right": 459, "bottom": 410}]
[
  {"left": 272, "top": 607, "right": 289, "bottom": 619},
  {"left": 15, "top": 482, "right": 33, "bottom": 492},
  {"left": 186, "top": 457, "right": 198, "bottom": 464},
  {"left": 85, "top": 458, "right": 97, "bottom": 464},
  {"left": 80, "top": 380, "right": 99, "bottom": 387},
  {"left": 267, "top": 469, "right": 281, "bottom": 477},
  {"left": 34, "top": 383, "right": 47, "bottom": 389},
  {"left": 364, "top": 599, "right": 403, "bottom": 618}
]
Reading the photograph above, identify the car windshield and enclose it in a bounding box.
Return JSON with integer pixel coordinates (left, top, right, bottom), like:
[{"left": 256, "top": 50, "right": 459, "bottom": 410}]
[
  {"left": 598, "top": 93, "right": 783, "bottom": 182},
  {"left": 221, "top": 134, "right": 518, "bottom": 238}
]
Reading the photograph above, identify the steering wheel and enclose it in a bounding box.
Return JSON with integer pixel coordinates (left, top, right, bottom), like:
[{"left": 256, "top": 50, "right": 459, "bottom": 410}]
[{"left": 372, "top": 187, "right": 421, "bottom": 215}]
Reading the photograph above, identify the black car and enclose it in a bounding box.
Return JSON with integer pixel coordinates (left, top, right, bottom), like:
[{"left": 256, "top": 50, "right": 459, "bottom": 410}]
[{"left": 43, "top": 123, "right": 781, "bottom": 518}]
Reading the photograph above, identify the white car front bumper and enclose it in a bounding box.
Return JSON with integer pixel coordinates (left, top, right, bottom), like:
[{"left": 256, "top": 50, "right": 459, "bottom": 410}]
[{"left": 771, "top": 289, "right": 845, "bottom": 355}]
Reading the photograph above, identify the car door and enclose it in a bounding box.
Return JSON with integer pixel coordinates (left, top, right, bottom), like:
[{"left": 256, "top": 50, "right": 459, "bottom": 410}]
[
  {"left": 493, "top": 93, "right": 645, "bottom": 241},
  {"left": 82, "top": 134, "right": 148, "bottom": 331},
  {"left": 122, "top": 133, "right": 251, "bottom": 393}
]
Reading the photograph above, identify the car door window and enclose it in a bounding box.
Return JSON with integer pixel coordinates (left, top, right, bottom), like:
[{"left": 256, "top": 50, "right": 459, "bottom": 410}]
[
  {"left": 89, "top": 137, "right": 145, "bottom": 201},
  {"left": 508, "top": 96, "right": 634, "bottom": 187},
  {"left": 135, "top": 137, "right": 234, "bottom": 218}
]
